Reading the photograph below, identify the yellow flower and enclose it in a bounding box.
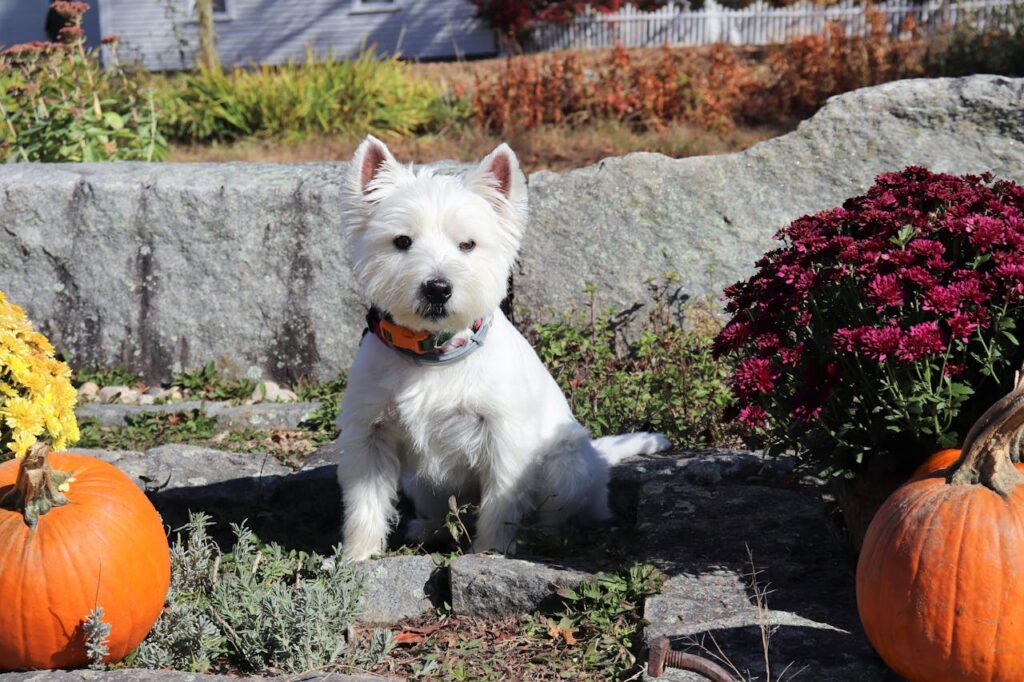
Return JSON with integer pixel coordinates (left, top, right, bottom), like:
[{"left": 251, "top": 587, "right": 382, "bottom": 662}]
[
  {"left": 3, "top": 395, "right": 44, "bottom": 435},
  {"left": 0, "top": 291, "right": 79, "bottom": 460},
  {"left": 9, "top": 430, "right": 37, "bottom": 459}
]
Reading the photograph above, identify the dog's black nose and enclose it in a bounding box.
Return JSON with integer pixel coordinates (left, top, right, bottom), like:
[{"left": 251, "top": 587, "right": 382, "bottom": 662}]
[{"left": 421, "top": 278, "right": 453, "bottom": 304}]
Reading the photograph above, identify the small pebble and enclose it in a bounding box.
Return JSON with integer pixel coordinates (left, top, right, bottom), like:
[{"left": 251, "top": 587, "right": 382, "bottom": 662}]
[
  {"left": 97, "top": 385, "right": 128, "bottom": 403},
  {"left": 119, "top": 388, "right": 142, "bottom": 404},
  {"left": 251, "top": 380, "right": 282, "bottom": 403},
  {"left": 77, "top": 382, "right": 99, "bottom": 401}
]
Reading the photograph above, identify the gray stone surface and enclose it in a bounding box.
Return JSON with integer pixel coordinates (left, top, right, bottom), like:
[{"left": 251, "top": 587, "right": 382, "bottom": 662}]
[
  {"left": 77, "top": 401, "right": 321, "bottom": 430},
  {"left": 634, "top": 474, "right": 887, "bottom": 680},
  {"left": 450, "top": 555, "right": 592, "bottom": 618},
  {"left": 1, "top": 77, "right": 1020, "bottom": 382},
  {"left": 356, "top": 555, "right": 443, "bottom": 623},
  {"left": 0, "top": 671, "right": 390, "bottom": 681},
  {"left": 78, "top": 444, "right": 292, "bottom": 490},
  {"left": 520, "top": 75, "right": 1024, "bottom": 319},
  {"left": 206, "top": 401, "right": 321, "bottom": 430},
  {"left": 72, "top": 444, "right": 341, "bottom": 553},
  {"left": 76, "top": 401, "right": 206, "bottom": 425}
]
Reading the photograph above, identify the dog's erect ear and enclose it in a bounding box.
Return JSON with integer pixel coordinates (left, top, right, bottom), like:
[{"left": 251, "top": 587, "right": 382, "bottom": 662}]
[
  {"left": 346, "top": 135, "right": 408, "bottom": 208},
  {"left": 465, "top": 143, "right": 528, "bottom": 227}
]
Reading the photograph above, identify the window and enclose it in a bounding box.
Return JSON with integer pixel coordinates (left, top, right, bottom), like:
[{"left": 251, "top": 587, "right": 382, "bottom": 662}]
[
  {"left": 350, "top": 0, "right": 402, "bottom": 14},
  {"left": 189, "top": 0, "right": 232, "bottom": 20}
]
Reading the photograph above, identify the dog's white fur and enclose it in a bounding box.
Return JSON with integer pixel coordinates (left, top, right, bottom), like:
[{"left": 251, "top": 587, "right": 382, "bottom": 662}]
[{"left": 337, "top": 136, "right": 671, "bottom": 561}]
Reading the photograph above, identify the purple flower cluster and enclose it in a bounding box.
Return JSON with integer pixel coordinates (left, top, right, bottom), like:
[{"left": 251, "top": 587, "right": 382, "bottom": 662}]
[{"left": 714, "top": 167, "right": 1024, "bottom": 465}]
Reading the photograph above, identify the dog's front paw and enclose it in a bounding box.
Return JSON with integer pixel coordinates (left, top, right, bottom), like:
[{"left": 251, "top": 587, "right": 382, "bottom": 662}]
[{"left": 341, "top": 531, "right": 386, "bottom": 562}]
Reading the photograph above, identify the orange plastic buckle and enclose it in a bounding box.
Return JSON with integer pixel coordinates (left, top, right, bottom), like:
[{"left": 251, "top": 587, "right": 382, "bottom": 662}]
[{"left": 377, "top": 318, "right": 432, "bottom": 354}]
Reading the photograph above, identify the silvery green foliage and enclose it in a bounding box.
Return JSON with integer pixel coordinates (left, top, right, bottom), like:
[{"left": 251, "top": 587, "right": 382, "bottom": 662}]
[
  {"left": 361, "top": 628, "right": 397, "bottom": 667},
  {"left": 82, "top": 607, "right": 112, "bottom": 670},
  {"left": 133, "top": 512, "right": 364, "bottom": 674}
]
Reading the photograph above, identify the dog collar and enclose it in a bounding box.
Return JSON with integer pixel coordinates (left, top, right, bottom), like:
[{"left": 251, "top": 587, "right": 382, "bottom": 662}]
[{"left": 364, "top": 307, "right": 490, "bottom": 365}]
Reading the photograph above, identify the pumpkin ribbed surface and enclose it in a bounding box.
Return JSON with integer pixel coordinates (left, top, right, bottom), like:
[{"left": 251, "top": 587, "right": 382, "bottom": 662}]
[
  {"left": 857, "top": 373, "right": 1024, "bottom": 682},
  {"left": 857, "top": 476, "right": 1024, "bottom": 681},
  {"left": 0, "top": 452, "right": 170, "bottom": 670}
]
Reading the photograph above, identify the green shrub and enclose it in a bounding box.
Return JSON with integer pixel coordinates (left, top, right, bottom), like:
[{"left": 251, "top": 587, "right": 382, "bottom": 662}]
[
  {"left": 0, "top": 5, "right": 166, "bottom": 162},
  {"left": 153, "top": 49, "right": 457, "bottom": 143},
  {"left": 925, "top": 4, "right": 1024, "bottom": 77},
  {"left": 131, "top": 513, "right": 363, "bottom": 673},
  {"left": 525, "top": 276, "right": 736, "bottom": 447}
]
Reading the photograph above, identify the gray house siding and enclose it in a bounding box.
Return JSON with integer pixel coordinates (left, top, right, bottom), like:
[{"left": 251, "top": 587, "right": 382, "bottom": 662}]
[
  {"left": 105, "top": 0, "right": 496, "bottom": 70},
  {"left": 0, "top": 0, "right": 101, "bottom": 50}
]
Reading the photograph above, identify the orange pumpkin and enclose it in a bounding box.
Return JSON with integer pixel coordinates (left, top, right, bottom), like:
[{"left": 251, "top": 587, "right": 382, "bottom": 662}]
[
  {"left": 0, "top": 444, "right": 170, "bottom": 670},
  {"left": 857, "top": 377, "right": 1024, "bottom": 682},
  {"left": 912, "top": 447, "right": 1024, "bottom": 480}
]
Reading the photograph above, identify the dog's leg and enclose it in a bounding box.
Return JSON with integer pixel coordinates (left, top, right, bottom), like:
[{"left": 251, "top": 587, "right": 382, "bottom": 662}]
[
  {"left": 473, "top": 483, "right": 524, "bottom": 555},
  {"left": 338, "top": 423, "right": 402, "bottom": 561}
]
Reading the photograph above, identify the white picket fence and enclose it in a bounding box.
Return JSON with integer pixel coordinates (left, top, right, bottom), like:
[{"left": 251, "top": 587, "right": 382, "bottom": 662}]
[{"left": 526, "top": 0, "right": 1021, "bottom": 50}]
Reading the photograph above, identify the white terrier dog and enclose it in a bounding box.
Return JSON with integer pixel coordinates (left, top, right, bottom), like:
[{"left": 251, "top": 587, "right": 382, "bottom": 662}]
[{"left": 337, "top": 136, "right": 671, "bottom": 561}]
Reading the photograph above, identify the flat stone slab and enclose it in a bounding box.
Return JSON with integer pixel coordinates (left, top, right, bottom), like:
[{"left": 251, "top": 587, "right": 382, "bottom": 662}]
[
  {"left": 76, "top": 401, "right": 321, "bottom": 431},
  {"left": 0, "top": 671, "right": 391, "bottom": 681},
  {"left": 77, "top": 444, "right": 292, "bottom": 490},
  {"left": 356, "top": 555, "right": 443, "bottom": 623},
  {"left": 635, "top": 474, "right": 887, "bottom": 680},
  {"left": 450, "top": 555, "right": 592, "bottom": 618}
]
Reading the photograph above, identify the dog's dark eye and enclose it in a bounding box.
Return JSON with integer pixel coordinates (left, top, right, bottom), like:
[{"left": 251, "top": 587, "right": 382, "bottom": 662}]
[
  {"left": 459, "top": 240, "right": 476, "bottom": 253},
  {"left": 393, "top": 236, "right": 412, "bottom": 251}
]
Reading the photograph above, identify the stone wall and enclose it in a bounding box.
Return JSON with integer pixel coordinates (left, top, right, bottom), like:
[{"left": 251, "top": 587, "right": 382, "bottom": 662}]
[{"left": 1, "top": 76, "right": 1021, "bottom": 382}]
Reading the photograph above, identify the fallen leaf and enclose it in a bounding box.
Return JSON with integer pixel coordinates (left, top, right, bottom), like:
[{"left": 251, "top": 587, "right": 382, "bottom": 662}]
[{"left": 393, "top": 632, "right": 425, "bottom": 645}]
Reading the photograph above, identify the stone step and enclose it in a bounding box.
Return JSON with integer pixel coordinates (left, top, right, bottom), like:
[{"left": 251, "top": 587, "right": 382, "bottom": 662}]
[
  {"left": 634, "top": 473, "right": 888, "bottom": 680},
  {"left": 77, "top": 401, "right": 322, "bottom": 431}
]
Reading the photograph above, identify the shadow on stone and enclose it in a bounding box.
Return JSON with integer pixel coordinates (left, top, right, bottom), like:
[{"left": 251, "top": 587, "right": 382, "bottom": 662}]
[
  {"left": 148, "top": 464, "right": 341, "bottom": 554},
  {"left": 666, "top": 623, "right": 884, "bottom": 681}
]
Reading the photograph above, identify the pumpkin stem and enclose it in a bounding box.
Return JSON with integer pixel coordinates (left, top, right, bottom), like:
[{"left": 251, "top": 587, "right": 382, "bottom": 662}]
[
  {"left": 949, "top": 369, "right": 1024, "bottom": 496},
  {"left": 0, "top": 442, "right": 71, "bottom": 529}
]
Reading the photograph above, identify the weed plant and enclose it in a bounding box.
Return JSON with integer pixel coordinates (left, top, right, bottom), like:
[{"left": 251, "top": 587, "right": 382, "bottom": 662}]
[
  {"left": 171, "top": 361, "right": 256, "bottom": 402},
  {"left": 524, "top": 276, "right": 736, "bottom": 447},
  {"left": 77, "top": 411, "right": 218, "bottom": 450},
  {"left": 526, "top": 563, "right": 665, "bottom": 678}
]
